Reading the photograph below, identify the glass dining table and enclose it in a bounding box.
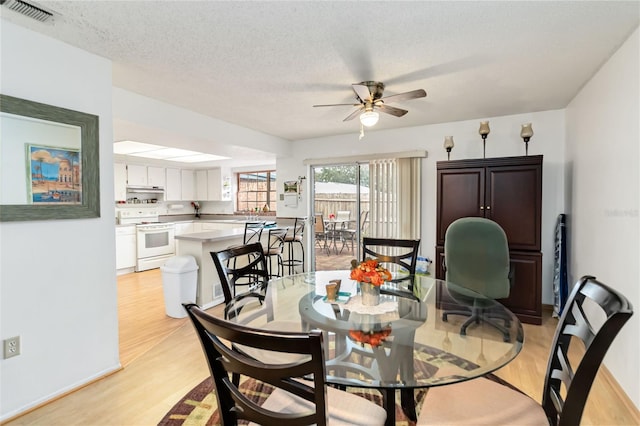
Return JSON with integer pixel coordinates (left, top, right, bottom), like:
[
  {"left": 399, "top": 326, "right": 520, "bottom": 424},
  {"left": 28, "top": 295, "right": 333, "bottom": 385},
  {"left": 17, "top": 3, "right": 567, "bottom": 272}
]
[{"left": 240, "top": 270, "right": 524, "bottom": 426}]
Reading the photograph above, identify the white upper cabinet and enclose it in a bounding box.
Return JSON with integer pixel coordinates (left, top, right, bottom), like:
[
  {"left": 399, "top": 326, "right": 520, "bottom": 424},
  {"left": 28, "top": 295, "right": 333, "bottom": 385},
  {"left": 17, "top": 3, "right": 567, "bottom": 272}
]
[
  {"left": 207, "top": 169, "right": 222, "bottom": 200},
  {"left": 127, "top": 164, "right": 147, "bottom": 186},
  {"left": 194, "top": 168, "right": 231, "bottom": 201},
  {"left": 165, "top": 168, "right": 181, "bottom": 201},
  {"left": 195, "top": 170, "right": 208, "bottom": 200},
  {"left": 147, "top": 166, "right": 166, "bottom": 188},
  {"left": 181, "top": 169, "right": 195, "bottom": 201},
  {"left": 114, "top": 162, "right": 127, "bottom": 202},
  {"left": 115, "top": 162, "right": 229, "bottom": 203},
  {"left": 209, "top": 167, "right": 232, "bottom": 201}
]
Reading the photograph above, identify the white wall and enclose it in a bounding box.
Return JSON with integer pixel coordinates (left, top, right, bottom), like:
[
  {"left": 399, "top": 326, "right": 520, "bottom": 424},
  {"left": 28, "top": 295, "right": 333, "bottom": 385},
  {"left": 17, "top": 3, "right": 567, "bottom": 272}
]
[
  {"left": 113, "top": 88, "right": 291, "bottom": 160},
  {"left": 280, "top": 109, "right": 566, "bottom": 305},
  {"left": 0, "top": 21, "right": 119, "bottom": 420},
  {"left": 565, "top": 27, "right": 639, "bottom": 407}
]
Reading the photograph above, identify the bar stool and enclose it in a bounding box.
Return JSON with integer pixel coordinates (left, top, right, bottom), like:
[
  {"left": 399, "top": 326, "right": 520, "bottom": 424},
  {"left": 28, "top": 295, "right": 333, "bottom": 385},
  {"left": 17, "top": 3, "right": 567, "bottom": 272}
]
[
  {"left": 243, "top": 221, "right": 265, "bottom": 244},
  {"left": 282, "top": 217, "right": 306, "bottom": 275},
  {"left": 263, "top": 227, "right": 289, "bottom": 278},
  {"left": 228, "top": 222, "right": 265, "bottom": 282}
]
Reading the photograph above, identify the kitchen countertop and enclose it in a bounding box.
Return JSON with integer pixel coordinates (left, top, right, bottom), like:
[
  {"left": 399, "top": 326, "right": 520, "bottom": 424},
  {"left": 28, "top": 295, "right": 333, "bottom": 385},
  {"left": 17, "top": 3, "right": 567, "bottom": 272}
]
[
  {"left": 174, "top": 227, "right": 246, "bottom": 243},
  {"left": 159, "top": 214, "right": 275, "bottom": 223}
]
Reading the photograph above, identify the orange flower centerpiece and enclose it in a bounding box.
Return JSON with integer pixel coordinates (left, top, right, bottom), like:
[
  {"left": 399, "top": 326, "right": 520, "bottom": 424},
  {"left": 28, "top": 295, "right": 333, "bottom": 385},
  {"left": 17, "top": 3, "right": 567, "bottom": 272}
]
[
  {"left": 348, "top": 325, "right": 392, "bottom": 348},
  {"left": 350, "top": 258, "right": 392, "bottom": 306}
]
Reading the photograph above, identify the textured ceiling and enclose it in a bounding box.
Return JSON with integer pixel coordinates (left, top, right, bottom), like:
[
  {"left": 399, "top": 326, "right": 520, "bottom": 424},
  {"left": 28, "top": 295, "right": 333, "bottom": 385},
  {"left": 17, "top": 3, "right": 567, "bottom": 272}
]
[{"left": 2, "top": 1, "right": 639, "bottom": 148}]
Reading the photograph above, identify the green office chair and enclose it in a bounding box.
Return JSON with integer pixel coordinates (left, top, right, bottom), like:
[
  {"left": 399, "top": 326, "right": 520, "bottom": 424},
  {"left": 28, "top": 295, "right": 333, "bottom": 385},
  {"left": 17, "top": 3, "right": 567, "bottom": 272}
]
[{"left": 442, "top": 217, "right": 511, "bottom": 341}]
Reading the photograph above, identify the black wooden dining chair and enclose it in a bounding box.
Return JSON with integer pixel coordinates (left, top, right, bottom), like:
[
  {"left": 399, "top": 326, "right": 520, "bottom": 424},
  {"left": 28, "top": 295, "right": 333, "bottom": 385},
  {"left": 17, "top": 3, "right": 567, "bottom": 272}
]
[
  {"left": 418, "top": 275, "right": 633, "bottom": 426},
  {"left": 211, "top": 242, "right": 305, "bottom": 367},
  {"left": 210, "top": 242, "right": 270, "bottom": 320},
  {"left": 362, "top": 237, "right": 421, "bottom": 281},
  {"left": 183, "top": 303, "right": 387, "bottom": 426},
  {"left": 359, "top": 237, "right": 422, "bottom": 420}
]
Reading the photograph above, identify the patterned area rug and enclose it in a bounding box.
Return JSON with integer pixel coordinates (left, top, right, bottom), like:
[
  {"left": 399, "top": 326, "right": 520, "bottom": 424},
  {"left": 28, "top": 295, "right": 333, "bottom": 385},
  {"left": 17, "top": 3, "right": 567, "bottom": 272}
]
[
  {"left": 157, "top": 340, "right": 503, "bottom": 426},
  {"left": 158, "top": 377, "right": 425, "bottom": 426}
]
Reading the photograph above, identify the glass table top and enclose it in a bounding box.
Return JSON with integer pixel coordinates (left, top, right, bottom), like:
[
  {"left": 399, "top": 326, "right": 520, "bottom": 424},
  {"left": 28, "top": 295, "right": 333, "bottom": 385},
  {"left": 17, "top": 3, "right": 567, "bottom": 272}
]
[{"left": 242, "top": 270, "right": 524, "bottom": 390}]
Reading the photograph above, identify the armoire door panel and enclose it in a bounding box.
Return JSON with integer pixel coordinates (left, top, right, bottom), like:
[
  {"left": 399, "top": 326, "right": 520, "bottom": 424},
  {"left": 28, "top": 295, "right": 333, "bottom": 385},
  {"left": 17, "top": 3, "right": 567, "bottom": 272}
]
[
  {"left": 497, "top": 251, "right": 542, "bottom": 324},
  {"left": 436, "top": 168, "right": 484, "bottom": 244},
  {"left": 487, "top": 165, "right": 542, "bottom": 251}
]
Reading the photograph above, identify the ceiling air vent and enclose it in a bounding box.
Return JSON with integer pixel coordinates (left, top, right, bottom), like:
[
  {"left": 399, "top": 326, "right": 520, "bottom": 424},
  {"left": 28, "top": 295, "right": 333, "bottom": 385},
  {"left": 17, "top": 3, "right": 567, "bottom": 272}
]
[{"left": 0, "top": 0, "right": 53, "bottom": 22}]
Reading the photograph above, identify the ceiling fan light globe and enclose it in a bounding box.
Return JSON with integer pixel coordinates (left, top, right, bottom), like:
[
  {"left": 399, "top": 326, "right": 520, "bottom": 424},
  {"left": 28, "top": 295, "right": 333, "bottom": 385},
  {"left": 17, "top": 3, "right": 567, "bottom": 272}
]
[{"left": 360, "top": 111, "right": 379, "bottom": 127}]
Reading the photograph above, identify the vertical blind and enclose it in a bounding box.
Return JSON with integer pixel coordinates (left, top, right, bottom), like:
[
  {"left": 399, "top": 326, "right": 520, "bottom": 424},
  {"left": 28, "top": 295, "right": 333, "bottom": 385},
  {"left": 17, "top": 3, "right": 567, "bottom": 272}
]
[{"left": 369, "top": 157, "right": 421, "bottom": 240}]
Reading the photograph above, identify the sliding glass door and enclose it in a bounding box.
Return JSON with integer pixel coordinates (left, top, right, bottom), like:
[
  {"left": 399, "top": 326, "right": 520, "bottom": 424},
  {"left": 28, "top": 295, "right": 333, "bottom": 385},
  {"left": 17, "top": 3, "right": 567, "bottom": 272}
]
[
  {"left": 309, "top": 157, "right": 421, "bottom": 271},
  {"left": 311, "top": 163, "right": 369, "bottom": 271}
]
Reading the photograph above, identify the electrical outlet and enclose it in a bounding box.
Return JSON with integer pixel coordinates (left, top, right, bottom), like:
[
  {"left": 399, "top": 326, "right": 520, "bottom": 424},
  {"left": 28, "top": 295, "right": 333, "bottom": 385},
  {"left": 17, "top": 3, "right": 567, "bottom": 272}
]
[{"left": 4, "top": 336, "right": 20, "bottom": 359}]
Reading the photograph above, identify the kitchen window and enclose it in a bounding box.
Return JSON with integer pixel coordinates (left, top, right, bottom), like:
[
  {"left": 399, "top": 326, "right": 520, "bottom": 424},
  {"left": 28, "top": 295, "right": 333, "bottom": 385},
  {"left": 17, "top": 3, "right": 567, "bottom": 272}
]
[{"left": 236, "top": 170, "right": 276, "bottom": 213}]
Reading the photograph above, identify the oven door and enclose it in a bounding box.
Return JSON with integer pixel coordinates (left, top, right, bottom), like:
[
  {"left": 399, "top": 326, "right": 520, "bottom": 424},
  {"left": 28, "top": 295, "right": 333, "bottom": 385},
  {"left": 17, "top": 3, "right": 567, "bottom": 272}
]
[{"left": 136, "top": 224, "right": 175, "bottom": 259}]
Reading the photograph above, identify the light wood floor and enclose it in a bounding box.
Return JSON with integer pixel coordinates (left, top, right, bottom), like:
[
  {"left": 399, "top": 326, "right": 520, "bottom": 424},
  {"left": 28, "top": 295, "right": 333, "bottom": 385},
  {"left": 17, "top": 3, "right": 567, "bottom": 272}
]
[
  {"left": 5, "top": 270, "right": 639, "bottom": 425},
  {"left": 117, "top": 268, "right": 187, "bottom": 367}
]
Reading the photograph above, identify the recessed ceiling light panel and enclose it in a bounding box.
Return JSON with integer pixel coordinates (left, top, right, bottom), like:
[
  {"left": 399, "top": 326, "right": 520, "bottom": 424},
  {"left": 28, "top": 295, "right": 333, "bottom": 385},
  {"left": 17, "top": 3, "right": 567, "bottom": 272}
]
[{"left": 114, "top": 141, "right": 229, "bottom": 163}]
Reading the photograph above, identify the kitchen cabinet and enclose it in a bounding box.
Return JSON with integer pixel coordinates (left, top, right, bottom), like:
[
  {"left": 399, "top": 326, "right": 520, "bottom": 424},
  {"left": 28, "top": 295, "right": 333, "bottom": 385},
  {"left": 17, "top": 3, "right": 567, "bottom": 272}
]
[
  {"left": 114, "top": 162, "right": 127, "bottom": 202},
  {"left": 125, "top": 164, "right": 165, "bottom": 188},
  {"left": 181, "top": 169, "right": 195, "bottom": 200},
  {"left": 127, "top": 164, "right": 148, "bottom": 186},
  {"left": 195, "top": 170, "right": 208, "bottom": 200},
  {"left": 207, "top": 169, "right": 222, "bottom": 200},
  {"left": 195, "top": 168, "right": 232, "bottom": 201},
  {"left": 165, "top": 168, "right": 181, "bottom": 201},
  {"left": 115, "top": 163, "right": 195, "bottom": 203},
  {"left": 147, "top": 166, "right": 166, "bottom": 188},
  {"left": 435, "top": 155, "right": 543, "bottom": 324},
  {"left": 115, "top": 225, "right": 137, "bottom": 272}
]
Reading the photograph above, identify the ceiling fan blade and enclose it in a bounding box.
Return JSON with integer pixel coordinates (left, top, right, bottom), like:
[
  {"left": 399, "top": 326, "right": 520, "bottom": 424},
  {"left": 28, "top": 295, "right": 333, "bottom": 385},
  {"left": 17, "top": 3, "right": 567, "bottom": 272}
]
[
  {"left": 343, "top": 106, "right": 364, "bottom": 122},
  {"left": 313, "top": 103, "right": 361, "bottom": 107},
  {"left": 352, "top": 84, "right": 372, "bottom": 103},
  {"left": 379, "top": 89, "right": 426, "bottom": 104},
  {"left": 378, "top": 104, "right": 408, "bottom": 117}
]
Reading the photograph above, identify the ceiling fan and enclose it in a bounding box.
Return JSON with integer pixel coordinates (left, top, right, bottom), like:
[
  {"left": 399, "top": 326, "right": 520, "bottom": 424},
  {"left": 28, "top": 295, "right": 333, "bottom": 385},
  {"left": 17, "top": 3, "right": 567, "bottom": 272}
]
[{"left": 313, "top": 81, "right": 427, "bottom": 127}]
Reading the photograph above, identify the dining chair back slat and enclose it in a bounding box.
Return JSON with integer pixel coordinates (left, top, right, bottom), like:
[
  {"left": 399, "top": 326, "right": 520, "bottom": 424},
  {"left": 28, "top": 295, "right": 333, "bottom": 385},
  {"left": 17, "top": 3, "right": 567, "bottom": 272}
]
[{"left": 362, "top": 237, "right": 421, "bottom": 278}]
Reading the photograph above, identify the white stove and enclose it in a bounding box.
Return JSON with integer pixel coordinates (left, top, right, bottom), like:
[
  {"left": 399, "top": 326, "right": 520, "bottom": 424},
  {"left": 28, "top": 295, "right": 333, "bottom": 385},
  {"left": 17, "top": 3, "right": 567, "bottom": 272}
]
[
  {"left": 117, "top": 209, "right": 161, "bottom": 225},
  {"left": 117, "top": 209, "right": 175, "bottom": 272}
]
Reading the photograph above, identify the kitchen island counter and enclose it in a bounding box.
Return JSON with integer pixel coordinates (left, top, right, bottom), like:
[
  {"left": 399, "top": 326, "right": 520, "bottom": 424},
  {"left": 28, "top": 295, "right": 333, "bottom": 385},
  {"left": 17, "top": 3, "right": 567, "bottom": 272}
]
[
  {"left": 174, "top": 227, "right": 245, "bottom": 243},
  {"left": 175, "top": 228, "right": 247, "bottom": 308}
]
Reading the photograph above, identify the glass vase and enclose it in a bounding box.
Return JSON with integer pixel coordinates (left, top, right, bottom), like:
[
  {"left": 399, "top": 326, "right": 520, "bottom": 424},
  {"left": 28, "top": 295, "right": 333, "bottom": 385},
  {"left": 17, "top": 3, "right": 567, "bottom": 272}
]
[{"left": 360, "top": 282, "right": 380, "bottom": 306}]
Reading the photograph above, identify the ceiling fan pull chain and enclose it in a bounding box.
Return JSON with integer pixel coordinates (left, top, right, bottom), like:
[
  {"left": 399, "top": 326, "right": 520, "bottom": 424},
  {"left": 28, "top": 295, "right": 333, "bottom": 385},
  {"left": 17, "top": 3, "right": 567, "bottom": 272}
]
[{"left": 359, "top": 122, "right": 365, "bottom": 140}]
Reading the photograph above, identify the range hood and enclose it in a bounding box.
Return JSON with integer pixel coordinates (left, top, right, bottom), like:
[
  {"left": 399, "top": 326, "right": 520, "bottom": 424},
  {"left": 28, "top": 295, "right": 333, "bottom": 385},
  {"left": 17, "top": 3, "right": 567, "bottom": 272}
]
[{"left": 126, "top": 185, "right": 165, "bottom": 194}]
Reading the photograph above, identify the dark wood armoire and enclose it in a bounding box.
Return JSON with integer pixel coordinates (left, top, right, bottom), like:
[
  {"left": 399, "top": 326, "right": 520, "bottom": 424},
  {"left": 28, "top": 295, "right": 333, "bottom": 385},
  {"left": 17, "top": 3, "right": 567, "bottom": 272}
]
[{"left": 435, "top": 155, "right": 543, "bottom": 324}]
